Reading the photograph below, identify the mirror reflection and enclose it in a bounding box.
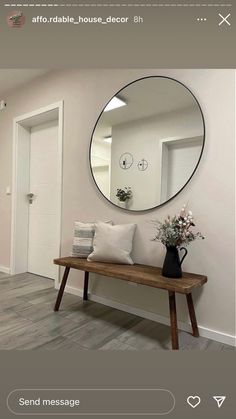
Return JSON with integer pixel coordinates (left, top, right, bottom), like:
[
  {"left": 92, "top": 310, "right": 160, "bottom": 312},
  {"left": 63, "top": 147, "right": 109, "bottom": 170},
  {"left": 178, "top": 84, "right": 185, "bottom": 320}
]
[{"left": 90, "top": 77, "right": 205, "bottom": 211}]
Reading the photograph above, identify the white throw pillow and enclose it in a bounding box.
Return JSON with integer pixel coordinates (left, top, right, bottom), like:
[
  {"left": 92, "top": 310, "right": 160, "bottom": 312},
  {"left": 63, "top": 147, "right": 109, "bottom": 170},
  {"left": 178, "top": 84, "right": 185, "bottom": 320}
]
[{"left": 87, "top": 222, "right": 136, "bottom": 265}]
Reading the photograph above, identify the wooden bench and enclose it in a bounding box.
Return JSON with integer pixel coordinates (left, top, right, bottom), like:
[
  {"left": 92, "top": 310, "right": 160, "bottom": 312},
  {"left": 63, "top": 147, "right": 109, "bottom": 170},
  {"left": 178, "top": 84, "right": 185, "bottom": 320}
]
[{"left": 54, "top": 257, "right": 207, "bottom": 350}]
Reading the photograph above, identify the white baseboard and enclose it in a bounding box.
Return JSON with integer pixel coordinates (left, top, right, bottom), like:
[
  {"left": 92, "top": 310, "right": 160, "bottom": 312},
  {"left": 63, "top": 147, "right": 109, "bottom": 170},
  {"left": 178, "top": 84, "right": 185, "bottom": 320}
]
[
  {"left": 61, "top": 284, "right": 236, "bottom": 347},
  {"left": 0, "top": 265, "right": 10, "bottom": 274},
  {"left": 55, "top": 283, "right": 84, "bottom": 297},
  {"left": 196, "top": 325, "right": 235, "bottom": 346}
]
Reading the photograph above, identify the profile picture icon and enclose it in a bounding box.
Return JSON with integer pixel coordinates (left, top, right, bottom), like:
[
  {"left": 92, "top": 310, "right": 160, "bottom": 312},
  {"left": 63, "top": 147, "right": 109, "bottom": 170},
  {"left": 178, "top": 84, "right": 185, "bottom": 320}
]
[{"left": 7, "top": 11, "right": 25, "bottom": 28}]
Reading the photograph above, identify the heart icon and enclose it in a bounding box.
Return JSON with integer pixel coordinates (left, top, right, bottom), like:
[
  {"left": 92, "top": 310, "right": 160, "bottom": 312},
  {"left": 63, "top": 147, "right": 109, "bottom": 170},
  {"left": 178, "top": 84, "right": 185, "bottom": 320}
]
[{"left": 187, "top": 396, "right": 201, "bottom": 408}]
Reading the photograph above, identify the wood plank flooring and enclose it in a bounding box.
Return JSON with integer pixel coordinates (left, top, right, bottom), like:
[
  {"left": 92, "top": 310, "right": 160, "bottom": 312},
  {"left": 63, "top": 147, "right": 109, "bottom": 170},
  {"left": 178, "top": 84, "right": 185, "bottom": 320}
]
[{"left": 0, "top": 272, "right": 234, "bottom": 351}]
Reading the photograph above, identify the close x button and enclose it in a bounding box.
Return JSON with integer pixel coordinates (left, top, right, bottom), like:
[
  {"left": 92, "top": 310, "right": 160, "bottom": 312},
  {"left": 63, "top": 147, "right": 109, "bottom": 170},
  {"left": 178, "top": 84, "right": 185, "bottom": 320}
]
[{"left": 218, "top": 13, "right": 231, "bottom": 26}]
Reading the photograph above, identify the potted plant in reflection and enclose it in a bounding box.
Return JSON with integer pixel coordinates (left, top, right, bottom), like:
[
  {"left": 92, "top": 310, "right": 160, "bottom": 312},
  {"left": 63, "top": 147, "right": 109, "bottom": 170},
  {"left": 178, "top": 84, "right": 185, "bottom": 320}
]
[
  {"left": 116, "top": 187, "right": 132, "bottom": 209},
  {"left": 152, "top": 206, "right": 204, "bottom": 278}
]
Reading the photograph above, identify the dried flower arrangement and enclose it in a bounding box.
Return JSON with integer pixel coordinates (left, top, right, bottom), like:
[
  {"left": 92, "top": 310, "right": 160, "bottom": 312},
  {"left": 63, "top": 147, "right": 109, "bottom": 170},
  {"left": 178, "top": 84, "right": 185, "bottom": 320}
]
[{"left": 152, "top": 205, "right": 205, "bottom": 248}]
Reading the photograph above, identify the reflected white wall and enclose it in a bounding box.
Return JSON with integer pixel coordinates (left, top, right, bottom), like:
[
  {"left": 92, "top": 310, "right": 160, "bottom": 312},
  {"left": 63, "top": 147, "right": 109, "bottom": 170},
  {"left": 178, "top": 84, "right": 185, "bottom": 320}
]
[{"left": 110, "top": 107, "right": 203, "bottom": 210}]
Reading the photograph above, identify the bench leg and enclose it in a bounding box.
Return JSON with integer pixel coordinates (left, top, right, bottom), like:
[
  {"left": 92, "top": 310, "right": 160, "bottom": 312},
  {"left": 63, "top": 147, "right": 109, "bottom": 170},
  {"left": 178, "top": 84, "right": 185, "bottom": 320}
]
[
  {"left": 54, "top": 267, "right": 70, "bottom": 311},
  {"left": 83, "top": 271, "right": 89, "bottom": 301},
  {"left": 186, "top": 293, "right": 199, "bottom": 337},
  {"left": 168, "top": 291, "right": 179, "bottom": 350}
]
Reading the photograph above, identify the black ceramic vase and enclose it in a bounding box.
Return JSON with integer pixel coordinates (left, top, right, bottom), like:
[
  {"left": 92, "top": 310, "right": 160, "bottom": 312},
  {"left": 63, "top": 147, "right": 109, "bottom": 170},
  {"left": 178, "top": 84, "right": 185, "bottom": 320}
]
[{"left": 162, "top": 246, "right": 188, "bottom": 278}]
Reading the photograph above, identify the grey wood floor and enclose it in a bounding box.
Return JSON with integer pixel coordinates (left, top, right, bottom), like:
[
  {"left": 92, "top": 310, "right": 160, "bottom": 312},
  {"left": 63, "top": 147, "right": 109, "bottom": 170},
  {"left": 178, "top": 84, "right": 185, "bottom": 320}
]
[{"left": 0, "top": 272, "right": 234, "bottom": 351}]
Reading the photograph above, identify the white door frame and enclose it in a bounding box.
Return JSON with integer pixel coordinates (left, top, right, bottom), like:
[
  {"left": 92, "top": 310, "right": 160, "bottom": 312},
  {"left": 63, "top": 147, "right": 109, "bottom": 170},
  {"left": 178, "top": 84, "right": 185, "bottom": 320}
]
[
  {"left": 10, "top": 101, "right": 64, "bottom": 287},
  {"left": 159, "top": 135, "right": 202, "bottom": 202}
]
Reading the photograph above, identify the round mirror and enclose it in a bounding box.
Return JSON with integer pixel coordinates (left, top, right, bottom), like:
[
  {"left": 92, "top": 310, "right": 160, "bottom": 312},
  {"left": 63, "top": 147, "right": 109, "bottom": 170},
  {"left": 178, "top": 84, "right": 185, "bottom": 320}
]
[{"left": 90, "top": 76, "right": 205, "bottom": 211}]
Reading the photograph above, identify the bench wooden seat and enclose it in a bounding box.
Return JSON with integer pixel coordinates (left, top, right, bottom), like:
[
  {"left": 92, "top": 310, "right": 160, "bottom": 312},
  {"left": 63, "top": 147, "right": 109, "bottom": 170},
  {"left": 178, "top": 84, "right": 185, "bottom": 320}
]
[{"left": 54, "top": 257, "right": 207, "bottom": 350}]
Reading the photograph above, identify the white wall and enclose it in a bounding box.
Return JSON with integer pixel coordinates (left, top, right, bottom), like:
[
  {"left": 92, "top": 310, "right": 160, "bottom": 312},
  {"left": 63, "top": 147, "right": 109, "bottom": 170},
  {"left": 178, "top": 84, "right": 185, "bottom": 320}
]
[
  {"left": 110, "top": 107, "right": 203, "bottom": 210},
  {"left": 111, "top": 116, "right": 160, "bottom": 210},
  {"left": 0, "top": 69, "right": 235, "bottom": 343}
]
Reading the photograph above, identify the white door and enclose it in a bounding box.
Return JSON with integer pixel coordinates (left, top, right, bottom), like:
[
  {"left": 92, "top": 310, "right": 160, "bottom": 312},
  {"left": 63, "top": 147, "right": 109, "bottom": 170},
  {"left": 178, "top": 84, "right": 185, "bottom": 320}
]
[
  {"left": 27, "top": 119, "right": 60, "bottom": 279},
  {"left": 166, "top": 139, "right": 202, "bottom": 198}
]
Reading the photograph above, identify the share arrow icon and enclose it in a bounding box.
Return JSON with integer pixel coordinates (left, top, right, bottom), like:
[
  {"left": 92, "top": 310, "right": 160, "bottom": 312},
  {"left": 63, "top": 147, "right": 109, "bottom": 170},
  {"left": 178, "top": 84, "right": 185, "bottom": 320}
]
[{"left": 213, "top": 396, "right": 226, "bottom": 408}]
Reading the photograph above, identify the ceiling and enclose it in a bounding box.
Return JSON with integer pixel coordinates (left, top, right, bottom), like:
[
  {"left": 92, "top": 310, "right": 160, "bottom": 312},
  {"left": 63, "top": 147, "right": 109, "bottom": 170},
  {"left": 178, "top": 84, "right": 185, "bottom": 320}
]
[
  {"left": 0, "top": 69, "right": 49, "bottom": 97},
  {"left": 94, "top": 77, "right": 200, "bottom": 143}
]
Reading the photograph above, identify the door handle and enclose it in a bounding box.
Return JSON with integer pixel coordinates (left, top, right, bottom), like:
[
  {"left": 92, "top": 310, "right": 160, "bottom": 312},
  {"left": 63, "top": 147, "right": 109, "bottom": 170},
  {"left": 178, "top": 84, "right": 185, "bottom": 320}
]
[{"left": 27, "top": 193, "right": 35, "bottom": 204}]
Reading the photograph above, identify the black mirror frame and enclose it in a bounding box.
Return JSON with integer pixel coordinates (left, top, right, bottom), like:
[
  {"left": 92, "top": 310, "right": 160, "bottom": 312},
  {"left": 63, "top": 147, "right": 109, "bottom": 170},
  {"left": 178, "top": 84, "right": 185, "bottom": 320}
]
[{"left": 89, "top": 75, "right": 206, "bottom": 213}]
